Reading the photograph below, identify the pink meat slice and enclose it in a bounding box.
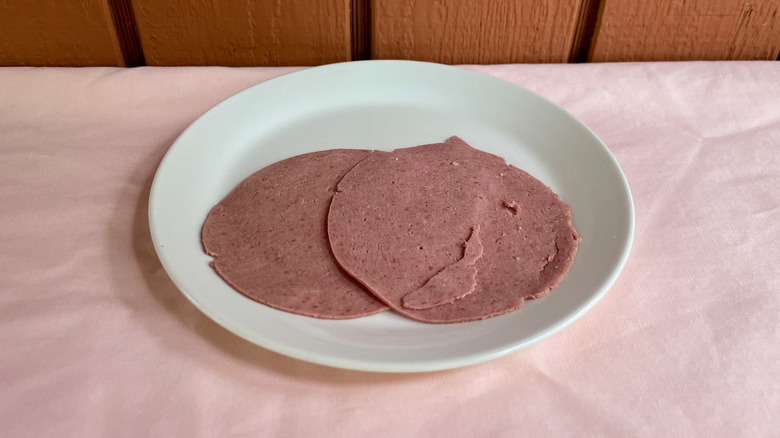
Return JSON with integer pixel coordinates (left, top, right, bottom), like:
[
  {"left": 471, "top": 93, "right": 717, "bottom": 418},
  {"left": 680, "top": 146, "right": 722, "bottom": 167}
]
[
  {"left": 401, "top": 225, "right": 483, "bottom": 310},
  {"left": 327, "top": 137, "right": 579, "bottom": 323},
  {"left": 202, "top": 149, "right": 388, "bottom": 319}
]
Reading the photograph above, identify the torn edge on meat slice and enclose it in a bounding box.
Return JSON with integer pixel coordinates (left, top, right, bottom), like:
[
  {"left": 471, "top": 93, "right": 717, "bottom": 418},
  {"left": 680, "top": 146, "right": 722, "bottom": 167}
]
[{"left": 401, "top": 226, "right": 483, "bottom": 310}]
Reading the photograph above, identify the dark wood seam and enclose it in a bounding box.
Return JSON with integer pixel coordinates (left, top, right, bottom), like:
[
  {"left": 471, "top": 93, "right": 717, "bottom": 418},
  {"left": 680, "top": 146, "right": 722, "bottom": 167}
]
[
  {"left": 351, "top": 0, "right": 371, "bottom": 60},
  {"left": 569, "top": 0, "right": 604, "bottom": 63},
  {"left": 107, "top": 0, "right": 145, "bottom": 67}
]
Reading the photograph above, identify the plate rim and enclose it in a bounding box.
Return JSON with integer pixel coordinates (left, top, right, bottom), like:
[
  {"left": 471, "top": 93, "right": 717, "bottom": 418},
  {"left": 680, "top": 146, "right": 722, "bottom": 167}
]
[{"left": 148, "top": 60, "right": 635, "bottom": 373}]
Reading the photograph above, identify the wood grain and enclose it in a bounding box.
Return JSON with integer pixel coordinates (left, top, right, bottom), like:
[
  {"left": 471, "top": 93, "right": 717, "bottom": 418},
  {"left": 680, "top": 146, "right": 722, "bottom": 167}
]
[
  {"left": 0, "top": 0, "right": 124, "bottom": 66},
  {"left": 371, "top": 0, "right": 582, "bottom": 64},
  {"left": 590, "top": 0, "right": 780, "bottom": 61},
  {"left": 131, "top": 0, "right": 352, "bottom": 66}
]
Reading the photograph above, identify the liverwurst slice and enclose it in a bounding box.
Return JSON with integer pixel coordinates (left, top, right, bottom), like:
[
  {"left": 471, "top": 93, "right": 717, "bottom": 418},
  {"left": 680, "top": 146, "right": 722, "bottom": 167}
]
[
  {"left": 202, "top": 149, "right": 388, "bottom": 319},
  {"left": 327, "top": 136, "right": 579, "bottom": 323}
]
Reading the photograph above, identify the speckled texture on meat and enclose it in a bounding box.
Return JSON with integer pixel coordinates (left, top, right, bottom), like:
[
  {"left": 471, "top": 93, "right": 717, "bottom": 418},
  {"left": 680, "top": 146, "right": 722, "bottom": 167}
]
[
  {"left": 401, "top": 226, "right": 483, "bottom": 310},
  {"left": 327, "top": 137, "right": 579, "bottom": 323},
  {"left": 202, "top": 149, "right": 388, "bottom": 319}
]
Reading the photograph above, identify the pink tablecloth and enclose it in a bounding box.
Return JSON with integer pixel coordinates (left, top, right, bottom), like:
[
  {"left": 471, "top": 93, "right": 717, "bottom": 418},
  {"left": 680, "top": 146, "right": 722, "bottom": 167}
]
[{"left": 1, "top": 62, "right": 778, "bottom": 437}]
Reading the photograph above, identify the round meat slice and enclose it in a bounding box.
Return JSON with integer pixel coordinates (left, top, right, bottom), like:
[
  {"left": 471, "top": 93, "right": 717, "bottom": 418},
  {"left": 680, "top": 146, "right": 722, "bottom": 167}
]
[
  {"left": 327, "top": 137, "right": 579, "bottom": 323},
  {"left": 202, "top": 149, "right": 388, "bottom": 319}
]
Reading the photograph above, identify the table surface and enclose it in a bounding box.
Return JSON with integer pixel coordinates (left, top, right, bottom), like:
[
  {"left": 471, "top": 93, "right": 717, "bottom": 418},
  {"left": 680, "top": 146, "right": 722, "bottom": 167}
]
[{"left": 1, "top": 62, "right": 778, "bottom": 437}]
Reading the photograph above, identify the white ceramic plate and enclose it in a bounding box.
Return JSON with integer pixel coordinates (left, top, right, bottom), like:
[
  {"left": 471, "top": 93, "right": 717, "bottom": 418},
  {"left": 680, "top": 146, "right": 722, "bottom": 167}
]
[{"left": 149, "top": 61, "right": 634, "bottom": 372}]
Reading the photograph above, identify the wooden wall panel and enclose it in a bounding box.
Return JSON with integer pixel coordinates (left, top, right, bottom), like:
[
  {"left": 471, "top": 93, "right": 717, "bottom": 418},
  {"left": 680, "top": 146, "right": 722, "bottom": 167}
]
[
  {"left": 371, "top": 0, "right": 583, "bottom": 64},
  {"left": 590, "top": 0, "right": 780, "bottom": 61},
  {"left": 0, "top": 0, "right": 124, "bottom": 66},
  {"left": 131, "top": 0, "right": 351, "bottom": 66}
]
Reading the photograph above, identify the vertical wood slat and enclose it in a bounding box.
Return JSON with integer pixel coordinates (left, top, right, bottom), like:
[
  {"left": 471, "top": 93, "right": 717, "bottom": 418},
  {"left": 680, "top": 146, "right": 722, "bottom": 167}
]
[
  {"left": 0, "top": 0, "right": 125, "bottom": 66},
  {"left": 2, "top": 0, "right": 780, "bottom": 67},
  {"left": 130, "top": 0, "right": 352, "bottom": 66},
  {"left": 371, "top": 0, "right": 583, "bottom": 64},
  {"left": 589, "top": 0, "right": 780, "bottom": 61}
]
